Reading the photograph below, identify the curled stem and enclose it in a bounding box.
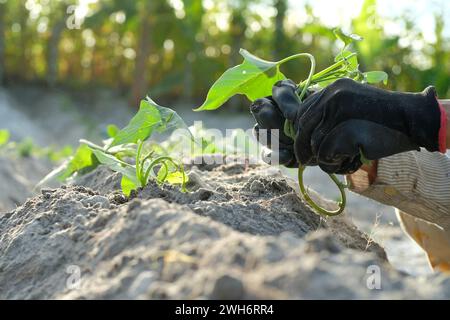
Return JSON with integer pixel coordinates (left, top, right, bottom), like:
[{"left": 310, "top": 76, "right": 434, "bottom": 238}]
[
  {"left": 303, "top": 52, "right": 357, "bottom": 86},
  {"left": 143, "top": 156, "right": 187, "bottom": 192},
  {"left": 277, "top": 53, "right": 316, "bottom": 101},
  {"left": 298, "top": 165, "right": 347, "bottom": 216},
  {"left": 280, "top": 52, "right": 351, "bottom": 216}
]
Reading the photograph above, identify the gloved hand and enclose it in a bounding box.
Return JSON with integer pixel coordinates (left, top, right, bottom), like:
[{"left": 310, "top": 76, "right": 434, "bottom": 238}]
[
  {"left": 293, "top": 78, "right": 446, "bottom": 174},
  {"left": 251, "top": 78, "right": 446, "bottom": 174},
  {"left": 250, "top": 95, "right": 299, "bottom": 167},
  {"left": 250, "top": 79, "right": 312, "bottom": 168}
]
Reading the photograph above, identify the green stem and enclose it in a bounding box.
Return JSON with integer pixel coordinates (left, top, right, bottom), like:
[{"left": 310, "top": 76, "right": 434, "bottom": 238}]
[
  {"left": 135, "top": 140, "right": 144, "bottom": 187},
  {"left": 144, "top": 159, "right": 169, "bottom": 184},
  {"left": 80, "top": 139, "right": 117, "bottom": 156},
  {"left": 143, "top": 156, "right": 172, "bottom": 183},
  {"left": 301, "top": 52, "right": 357, "bottom": 87},
  {"left": 298, "top": 165, "right": 347, "bottom": 216},
  {"left": 282, "top": 52, "right": 352, "bottom": 217},
  {"left": 143, "top": 156, "right": 187, "bottom": 192},
  {"left": 277, "top": 53, "right": 315, "bottom": 101},
  {"left": 140, "top": 150, "right": 155, "bottom": 181},
  {"left": 312, "top": 74, "right": 346, "bottom": 85}
]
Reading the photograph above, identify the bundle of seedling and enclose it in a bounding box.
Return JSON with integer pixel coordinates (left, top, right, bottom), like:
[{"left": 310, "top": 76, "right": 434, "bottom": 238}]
[
  {"left": 194, "top": 28, "right": 388, "bottom": 216},
  {"left": 40, "top": 29, "right": 387, "bottom": 216}
]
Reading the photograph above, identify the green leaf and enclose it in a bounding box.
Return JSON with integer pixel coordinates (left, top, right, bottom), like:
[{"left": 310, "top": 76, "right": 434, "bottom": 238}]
[
  {"left": 111, "top": 98, "right": 192, "bottom": 147},
  {"left": 165, "top": 171, "right": 186, "bottom": 185},
  {"left": 157, "top": 162, "right": 188, "bottom": 186},
  {"left": 333, "top": 28, "right": 363, "bottom": 47},
  {"left": 106, "top": 124, "right": 119, "bottom": 138},
  {"left": 61, "top": 144, "right": 97, "bottom": 180},
  {"left": 91, "top": 149, "right": 138, "bottom": 184},
  {"left": 36, "top": 144, "right": 98, "bottom": 188},
  {"left": 0, "top": 129, "right": 10, "bottom": 146},
  {"left": 194, "top": 49, "right": 285, "bottom": 111},
  {"left": 146, "top": 97, "right": 193, "bottom": 138},
  {"left": 110, "top": 100, "right": 162, "bottom": 146},
  {"left": 364, "top": 71, "right": 388, "bottom": 85},
  {"left": 121, "top": 175, "right": 137, "bottom": 196}
]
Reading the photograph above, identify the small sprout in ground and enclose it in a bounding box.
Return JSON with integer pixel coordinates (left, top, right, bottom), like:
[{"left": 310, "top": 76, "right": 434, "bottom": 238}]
[
  {"left": 17, "top": 138, "right": 34, "bottom": 158},
  {"left": 38, "top": 98, "right": 190, "bottom": 197},
  {"left": 0, "top": 130, "right": 72, "bottom": 162}
]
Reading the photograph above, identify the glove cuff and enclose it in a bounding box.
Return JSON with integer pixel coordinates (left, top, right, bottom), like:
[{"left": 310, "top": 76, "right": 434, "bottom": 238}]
[
  {"left": 437, "top": 98, "right": 447, "bottom": 153},
  {"left": 409, "top": 86, "right": 443, "bottom": 153}
]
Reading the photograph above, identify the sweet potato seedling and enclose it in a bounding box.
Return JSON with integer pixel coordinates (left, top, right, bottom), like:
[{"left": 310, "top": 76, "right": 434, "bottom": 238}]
[
  {"left": 0, "top": 129, "right": 73, "bottom": 162},
  {"left": 38, "top": 97, "right": 190, "bottom": 196},
  {"left": 195, "top": 28, "right": 388, "bottom": 216}
]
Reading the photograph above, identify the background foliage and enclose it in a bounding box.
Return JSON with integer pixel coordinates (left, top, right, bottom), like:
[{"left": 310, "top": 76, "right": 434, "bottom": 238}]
[{"left": 0, "top": 0, "right": 449, "bottom": 109}]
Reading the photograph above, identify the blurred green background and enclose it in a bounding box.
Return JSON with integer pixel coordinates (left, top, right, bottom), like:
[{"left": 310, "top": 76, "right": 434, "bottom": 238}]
[{"left": 0, "top": 0, "right": 449, "bottom": 109}]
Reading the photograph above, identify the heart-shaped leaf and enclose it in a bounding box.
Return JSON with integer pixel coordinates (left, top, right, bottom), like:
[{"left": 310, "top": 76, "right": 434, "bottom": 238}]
[
  {"left": 157, "top": 164, "right": 185, "bottom": 185},
  {"left": 364, "top": 71, "right": 388, "bottom": 85},
  {"left": 147, "top": 97, "right": 192, "bottom": 139},
  {"left": 333, "top": 28, "right": 363, "bottom": 47},
  {"left": 111, "top": 99, "right": 162, "bottom": 147},
  {"left": 194, "top": 49, "right": 285, "bottom": 111},
  {"left": 111, "top": 98, "right": 192, "bottom": 147}
]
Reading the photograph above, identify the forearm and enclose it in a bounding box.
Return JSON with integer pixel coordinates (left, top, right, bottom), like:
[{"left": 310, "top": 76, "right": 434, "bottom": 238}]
[{"left": 347, "top": 150, "right": 450, "bottom": 228}]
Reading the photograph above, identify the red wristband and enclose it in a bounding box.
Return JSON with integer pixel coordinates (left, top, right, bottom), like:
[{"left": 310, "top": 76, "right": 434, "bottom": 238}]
[{"left": 437, "top": 99, "right": 447, "bottom": 153}]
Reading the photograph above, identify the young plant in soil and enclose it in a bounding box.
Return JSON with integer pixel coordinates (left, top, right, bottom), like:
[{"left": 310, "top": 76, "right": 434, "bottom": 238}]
[
  {"left": 0, "top": 128, "right": 73, "bottom": 161},
  {"left": 194, "top": 28, "right": 388, "bottom": 216},
  {"left": 38, "top": 98, "right": 190, "bottom": 196}
]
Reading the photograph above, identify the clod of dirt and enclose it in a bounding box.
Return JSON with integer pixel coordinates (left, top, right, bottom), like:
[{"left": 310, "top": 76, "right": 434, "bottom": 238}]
[{"left": 1, "top": 159, "right": 450, "bottom": 299}]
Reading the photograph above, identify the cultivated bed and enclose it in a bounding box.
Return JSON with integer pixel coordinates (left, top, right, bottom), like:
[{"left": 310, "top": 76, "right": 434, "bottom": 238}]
[{"left": 1, "top": 156, "right": 449, "bottom": 299}]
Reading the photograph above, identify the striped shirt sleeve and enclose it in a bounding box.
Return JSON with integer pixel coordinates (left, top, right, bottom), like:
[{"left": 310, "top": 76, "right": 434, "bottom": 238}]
[{"left": 353, "top": 149, "right": 450, "bottom": 229}]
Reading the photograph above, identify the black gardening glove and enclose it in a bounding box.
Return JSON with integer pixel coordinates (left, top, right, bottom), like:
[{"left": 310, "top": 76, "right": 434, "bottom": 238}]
[
  {"left": 251, "top": 78, "right": 445, "bottom": 174},
  {"left": 250, "top": 79, "right": 317, "bottom": 168},
  {"left": 250, "top": 95, "right": 299, "bottom": 167},
  {"left": 250, "top": 79, "right": 325, "bottom": 168},
  {"left": 289, "top": 78, "right": 445, "bottom": 174}
]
